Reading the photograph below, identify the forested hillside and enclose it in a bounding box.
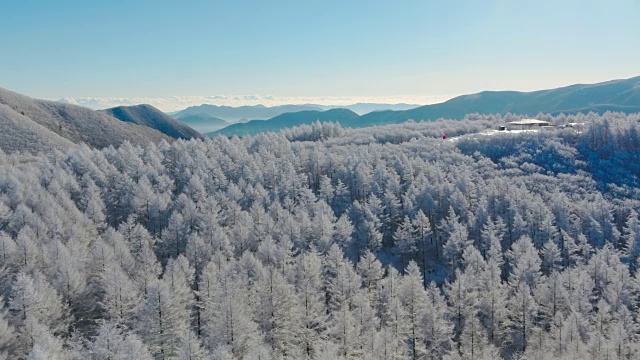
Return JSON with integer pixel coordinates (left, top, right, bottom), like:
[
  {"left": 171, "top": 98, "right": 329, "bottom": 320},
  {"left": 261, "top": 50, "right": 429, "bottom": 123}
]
[
  {"left": 0, "top": 87, "right": 173, "bottom": 154},
  {"left": 1, "top": 112, "right": 640, "bottom": 359},
  {"left": 213, "top": 108, "right": 360, "bottom": 137},
  {"left": 100, "top": 104, "right": 203, "bottom": 140}
]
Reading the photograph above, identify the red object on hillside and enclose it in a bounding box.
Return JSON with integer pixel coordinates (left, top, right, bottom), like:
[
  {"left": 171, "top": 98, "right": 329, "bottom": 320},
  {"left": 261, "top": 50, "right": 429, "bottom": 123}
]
[{"left": 443, "top": 135, "right": 447, "bottom": 139}]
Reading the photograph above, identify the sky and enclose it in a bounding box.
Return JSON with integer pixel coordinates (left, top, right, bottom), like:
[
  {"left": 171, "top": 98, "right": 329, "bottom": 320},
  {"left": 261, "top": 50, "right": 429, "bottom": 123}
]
[{"left": 1, "top": 0, "right": 639, "bottom": 111}]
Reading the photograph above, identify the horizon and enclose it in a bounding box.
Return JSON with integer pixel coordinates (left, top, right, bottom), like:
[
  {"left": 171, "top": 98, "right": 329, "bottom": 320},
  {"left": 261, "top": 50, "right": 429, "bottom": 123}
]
[
  {"left": 2, "top": 0, "right": 639, "bottom": 111},
  {"left": 19, "top": 73, "right": 640, "bottom": 112},
  {"left": 55, "top": 93, "right": 456, "bottom": 112}
]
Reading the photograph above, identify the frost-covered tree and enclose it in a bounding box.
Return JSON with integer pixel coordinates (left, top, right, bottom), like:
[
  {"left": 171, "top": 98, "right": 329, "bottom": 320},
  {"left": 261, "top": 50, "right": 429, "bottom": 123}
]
[
  {"left": 87, "top": 321, "right": 153, "bottom": 360},
  {"left": 394, "top": 216, "right": 417, "bottom": 272},
  {"left": 295, "top": 247, "right": 328, "bottom": 358},
  {"left": 135, "top": 278, "right": 190, "bottom": 359},
  {"left": 398, "top": 261, "right": 427, "bottom": 359},
  {"left": 423, "top": 282, "right": 453, "bottom": 360},
  {"left": 0, "top": 112, "right": 639, "bottom": 358}
]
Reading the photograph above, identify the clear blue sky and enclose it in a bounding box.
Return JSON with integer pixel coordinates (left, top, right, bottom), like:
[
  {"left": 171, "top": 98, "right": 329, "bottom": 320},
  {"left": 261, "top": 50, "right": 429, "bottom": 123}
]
[{"left": 1, "top": 0, "right": 639, "bottom": 100}]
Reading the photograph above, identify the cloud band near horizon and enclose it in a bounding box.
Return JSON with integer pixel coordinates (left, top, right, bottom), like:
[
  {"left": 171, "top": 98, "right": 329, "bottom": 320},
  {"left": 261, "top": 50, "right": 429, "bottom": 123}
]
[{"left": 55, "top": 94, "right": 455, "bottom": 112}]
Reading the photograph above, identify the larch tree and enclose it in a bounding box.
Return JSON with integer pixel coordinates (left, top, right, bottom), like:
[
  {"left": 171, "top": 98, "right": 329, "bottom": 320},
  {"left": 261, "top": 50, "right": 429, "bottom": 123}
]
[
  {"left": 442, "top": 213, "right": 471, "bottom": 271},
  {"left": 394, "top": 216, "right": 417, "bottom": 273},
  {"left": 508, "top": 282, "right": 538, "bottom": 353},
  {"left": 0, "top": 296, "right": 17, "bottom": 360},
  {"left": 422, "top": 282, "right": 453, "bottom": 360},
  {"left": 99, "top": 261, "right": 140, "bottom": 326},
  {"left": 295, "top": 247, "right": 328, "bottom": 359},
  {"left": 87, "top": 321, "right": 153, "bottom": 360},
  {"left": 507, "top": 235, "right": 542, "bottom": 290},
  {"left": 622, "top": 209, "right": 640, "bottom": 270},
  {"left": 445, "top": 269, "right": 478, "bottom": 353},
  {"left": 134, "top": 278, "right": 190, "bottom": 359},
  {"left": 413, "top": 209, "right": 432, "bottom": 280},
  {"left": 398, "top": 261, "right": 427, "bottom": 360},
  {"left": 356, "top": 250, "right": 384, "bottom": 307},
  {"left": 477, "top": 256, "right": 510, "bottom": 346},
  {"left": 199, "top": 261, "right": 262, "bottom": 359},
  {"left": 8, "top": 272, "right": 70, "bottom": 355}
]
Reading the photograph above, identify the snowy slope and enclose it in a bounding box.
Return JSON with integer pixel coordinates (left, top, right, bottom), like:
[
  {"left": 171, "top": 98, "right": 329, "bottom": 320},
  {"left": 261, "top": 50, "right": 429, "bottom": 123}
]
[
  {"left": 101, "top": 104, "right": 203, "bottom": 140},
  {"left": 0, "top": 87, "right": 173, "bottom": 153}
]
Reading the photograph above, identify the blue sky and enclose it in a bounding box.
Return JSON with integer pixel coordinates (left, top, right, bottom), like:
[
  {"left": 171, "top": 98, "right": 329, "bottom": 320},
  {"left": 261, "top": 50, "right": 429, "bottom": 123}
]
[{"left": 1, "top": 0, "right": 639, "bottom": 104}]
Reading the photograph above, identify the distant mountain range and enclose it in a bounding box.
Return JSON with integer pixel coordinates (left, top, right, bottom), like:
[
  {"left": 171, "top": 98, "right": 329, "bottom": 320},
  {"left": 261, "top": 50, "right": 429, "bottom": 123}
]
[
  {"left": 0, "top": 87, "right": 201, "bottom": 154},
  {"left": 213, "top": 108, "right": 360, "bottom": 136},
  {"left": 322, "top": 102, "right": 421, "bottom": 115},
  {"left": 172, "top": 102, "right": 421, "bottom": 132},
  {"left": 173, "top": 102, "right": 420, "bottom": 121},
  {"left": 210, "top": 76, "right": 640, "bottom": 137},
  {"left": 4, "top": 75, "right": 639, "bottom": 151},
  {"left": 176, "top": 114, "right": 230, "bottom": 134},
  {"left": 174, "top": 104, "right": 324, "bottom": 123}
]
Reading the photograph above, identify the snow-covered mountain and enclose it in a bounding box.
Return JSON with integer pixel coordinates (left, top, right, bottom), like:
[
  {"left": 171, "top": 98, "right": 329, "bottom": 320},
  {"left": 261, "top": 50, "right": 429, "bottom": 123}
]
[
  {"left": 0, "top": 87, "right": 201, "bottom": 153},
  {"left": 100, "top": 104, "right": 202, "bottom": 140}
]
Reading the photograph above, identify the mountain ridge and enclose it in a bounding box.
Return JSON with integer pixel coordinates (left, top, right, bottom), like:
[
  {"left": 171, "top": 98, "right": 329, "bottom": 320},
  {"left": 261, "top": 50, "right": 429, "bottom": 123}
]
[
  {"left": 0, "top": 87, "right": 176, "bottom": 153},
  {"left": 100, "top": 104, "right": 202, "bottom": 140},
  {"left": 210, "top": 76, "right": 640, "bottom": 136},
  {"left": 174, "top": 102, "right": 422, "bottom": 122},
  {"left": 211, "top": 108, "right": 360, "bottom": 137},
  {"left": 176, "top": 114, "right": 230, "bottom": 133},
  {"left": 175, "top": 104, "right": 324, "bottom": 122},
  {"left": 364, "top": 75, "right": 640, "bottom": 124}
]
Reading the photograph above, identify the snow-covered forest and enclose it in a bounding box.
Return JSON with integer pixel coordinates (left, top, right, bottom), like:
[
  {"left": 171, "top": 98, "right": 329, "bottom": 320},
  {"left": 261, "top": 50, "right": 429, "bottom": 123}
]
[{"left": 1, "top": 112, "right": 640, "bottom": 359}]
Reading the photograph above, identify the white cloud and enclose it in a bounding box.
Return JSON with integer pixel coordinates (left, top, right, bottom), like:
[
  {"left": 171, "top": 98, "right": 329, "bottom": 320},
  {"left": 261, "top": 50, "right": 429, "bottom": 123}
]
[{"left": 54, "top": 94, "right": 455, "bottom": 112}]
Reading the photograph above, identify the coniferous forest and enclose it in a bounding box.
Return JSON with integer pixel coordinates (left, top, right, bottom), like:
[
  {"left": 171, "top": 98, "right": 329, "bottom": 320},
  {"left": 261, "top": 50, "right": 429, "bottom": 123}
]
[{"left": 2, "top": 112, "right": 640, "bottom": 360}]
